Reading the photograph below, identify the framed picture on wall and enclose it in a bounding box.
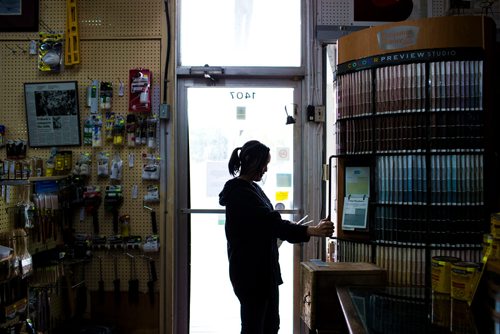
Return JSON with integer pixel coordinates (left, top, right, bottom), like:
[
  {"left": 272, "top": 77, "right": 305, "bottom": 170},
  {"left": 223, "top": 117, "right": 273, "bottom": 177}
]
[
  {"left": 24, "top": 81, "right": 82, "bottom": 147},
  {"left": 0, "top": 0, "right": 39, "bottom": 32}
]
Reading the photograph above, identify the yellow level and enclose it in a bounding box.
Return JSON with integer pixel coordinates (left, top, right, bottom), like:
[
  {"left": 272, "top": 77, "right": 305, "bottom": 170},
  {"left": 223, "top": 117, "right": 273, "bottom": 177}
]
[{"left": 65, "top": 0, "right": 80, "bottom": 65}]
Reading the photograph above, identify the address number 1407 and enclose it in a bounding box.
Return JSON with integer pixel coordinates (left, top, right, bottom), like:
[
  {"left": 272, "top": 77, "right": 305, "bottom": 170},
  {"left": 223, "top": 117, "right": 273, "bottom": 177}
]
[{"left": 230, "top": 92, "right": 256, "bottom": 99}]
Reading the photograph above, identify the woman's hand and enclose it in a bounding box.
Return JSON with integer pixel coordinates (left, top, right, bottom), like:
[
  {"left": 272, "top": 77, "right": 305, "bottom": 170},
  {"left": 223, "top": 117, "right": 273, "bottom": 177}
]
[{"left": 307, "top": 218, "right": 334, "bottom": 237}]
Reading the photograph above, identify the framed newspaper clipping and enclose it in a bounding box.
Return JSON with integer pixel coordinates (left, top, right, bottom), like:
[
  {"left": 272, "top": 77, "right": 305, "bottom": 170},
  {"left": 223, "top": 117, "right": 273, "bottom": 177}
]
[{"left": 24, "top": 81, "right": 81, "bottom": 147}]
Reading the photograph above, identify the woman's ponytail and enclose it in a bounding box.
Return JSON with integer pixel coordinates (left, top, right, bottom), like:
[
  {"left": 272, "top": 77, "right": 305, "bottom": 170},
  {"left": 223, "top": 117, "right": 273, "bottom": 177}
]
[{"left": 228, "top": 147, "right": 242, "bottom": 176}]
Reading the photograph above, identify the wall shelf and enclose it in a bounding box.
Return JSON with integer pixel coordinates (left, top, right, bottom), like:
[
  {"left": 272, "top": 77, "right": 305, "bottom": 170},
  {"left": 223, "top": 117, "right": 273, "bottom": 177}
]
[{"left": 0, "top": 175, "right": 69, "bottom": 186}]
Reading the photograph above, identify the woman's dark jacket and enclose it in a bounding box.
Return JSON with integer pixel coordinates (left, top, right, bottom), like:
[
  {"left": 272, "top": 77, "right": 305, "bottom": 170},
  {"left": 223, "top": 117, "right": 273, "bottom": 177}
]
[{"left": 219, "top": 178, "right": 310, "bottom": 297}]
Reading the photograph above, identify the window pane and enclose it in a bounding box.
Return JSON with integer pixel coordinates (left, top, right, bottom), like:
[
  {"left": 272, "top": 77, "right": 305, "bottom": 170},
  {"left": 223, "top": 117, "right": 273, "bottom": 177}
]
[
  {"left": 180, "top": 0, "right": 301, "bottom": 67},
  {"left": 187, "top": 87, "right": 295, "bottom": 210}
]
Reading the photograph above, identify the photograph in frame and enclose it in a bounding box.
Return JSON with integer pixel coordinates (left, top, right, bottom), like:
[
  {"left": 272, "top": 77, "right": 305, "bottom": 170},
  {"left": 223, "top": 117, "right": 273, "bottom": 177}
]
[{"left": 24, "top": 81, "right": 81, "bottom": 147}]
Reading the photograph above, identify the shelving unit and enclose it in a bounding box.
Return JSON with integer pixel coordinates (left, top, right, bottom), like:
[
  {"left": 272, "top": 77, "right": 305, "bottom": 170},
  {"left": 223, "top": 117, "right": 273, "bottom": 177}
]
[
  {"left": 0, "top": 175, "right": 69, "bottom": 186},
  {"left": 332, "top": 15, "right": 499, "bottom": 287}
]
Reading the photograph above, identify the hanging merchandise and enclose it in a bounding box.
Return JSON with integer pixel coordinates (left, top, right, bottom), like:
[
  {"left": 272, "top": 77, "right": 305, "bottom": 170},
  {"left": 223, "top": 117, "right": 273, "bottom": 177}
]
[
  {"left": 38, "top": 33, "right": 64, "bottom": 72},
  {"left": 142, "top": 205, "right": 160, "bottom": 253},
  {"left": 128, "top": 254, "right": 140, "bottom": 304},
  {"left": 72, "top": 152, "right": 91, "bottom": 176},
  {"left": 128, "top": 153, "right": 135, "bottom": 168},
  {"left": 143, "top": 235, "right": 160, "bottom": 253},
  {"left": 0, "top": 125, "right": 5, "bottom": 147},
  {"left": 118, "top": 79, "right": 125, "bottom": 97},
  {"left": 49, "top": 149, "right": 72, "bottom": 176},
  {"left": 29, "top": 40, "right": 37, "bottom": 55},
  {"left": 144, "top": 184, "right": 159, "bottom": 203},
  {"left": 142, "top": 154, "right": 160, "bottom": 180},
  {"left": 126, "top": 114, "right": 137, "bottom": 147},
  {"left": 104, "top": 112, "right": 115, "bottom": 142},
  {"left": 54, "top": 151, "right": 73, "bottom": 175},
  {"left": 147, "top": 116, "right": 158, "bottom": 149},
  {"left": 32, "top": 157, "right": 44, "bottom": 177},
  {"left": 141, "top": 117, "right": 148, "bottom": 144},
  {"left": 112, "top": 256, "right": 121, "bottom": 303},
  {"left": 134, "top": 116, "right": 147, "bottom": 146},
  {"left": 129, "top": 68, "right": 152, "bottom": 112},
  {"left": 131, "top": 184, "right": 138, "bottom": 199},
  {"left": 54, "top": 151, "right": 66, "bottom": 175},
  {"left": 143, "top": 206, "right": 158, "bottom": 235},
  {"left": 108, "top": 235, "right": 124, "bottom": 250},
  {"left": 92, "top": 234, "right": 107, "bottom": 250},
  {"left": 119, "top": 214, "right": 130, "bottom": 237},
  {"left": 62, "top": 151, "right": 73, "bottom": 174},
  {"left": 126, "top": 235, "right": 142, "bottom": 250},
  {"left": 145, "top": 256, "right": 157, "bottom": 304},
  {"left": 45, "top": 148, "right": 58, "bottom": 177},
  {"left": 87, "top": 80, "right": 99, "bottom": 113},
  {"left": 0, "top": 161, "right": 5, "bottom": 180},
  {"left": 5, "top": 140, "right": 27, "bottom": 160},
  {"left": 83, "top": 186, "right": 102, "bottom": 234},
  {"left": 97, "top": 256, "right": 105, "bottom": 303},
  {"left": 110, "top": 153, "right": 123, "bottom": 181},
  {"left": 65, "top": 0, "right": 81, "bottom": 65},
  {"left": 112, "top": 115, "right": 125, "bottom": 146},
  {"left": 74, "top": 233, "right": 92, "bottom": 258},
  {"left": 13, "top": 229, "right": 32, "bottom": 279},
  {"left": 83, "top": 116, "right": 93, "bottom": 145},
  {"left": 97, "top": 152, "right": 110, "bottom": 178},
  {"left": 92, "top": 115, "right": 103, "bottom": 147},
  {"left": 104, "top": 185, "right": 123, "bottom": 234},
  {"left": 99, "top": 82, "right": 113, "bottom": 110}
]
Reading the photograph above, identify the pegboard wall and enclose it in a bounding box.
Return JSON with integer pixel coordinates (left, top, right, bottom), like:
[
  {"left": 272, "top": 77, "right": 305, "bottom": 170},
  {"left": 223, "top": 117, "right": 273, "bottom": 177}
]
[
  {"left": 317, "top": 0, "right": 500, "bottom": 26},
  {"left": 317, "top": 0, "right": 351, "bottom": 26},
  {"left": 0, "top": 0, "right": 164, "bottom": 310},
  {"left": 317, "top": 0, "right": 431, "bottom": 26},
  {"left": 317, "top": 0, "right": 500, "bottom": 42}
]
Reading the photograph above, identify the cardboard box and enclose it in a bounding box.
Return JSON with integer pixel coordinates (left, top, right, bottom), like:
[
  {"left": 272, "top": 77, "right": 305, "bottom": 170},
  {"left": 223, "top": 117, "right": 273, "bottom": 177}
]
[{"left": 301, "top": 261, "right": 386, "bottom": 332}]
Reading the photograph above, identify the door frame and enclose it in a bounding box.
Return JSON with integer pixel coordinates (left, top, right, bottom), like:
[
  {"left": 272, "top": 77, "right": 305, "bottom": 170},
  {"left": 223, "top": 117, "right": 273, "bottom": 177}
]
[{"left": 174, "top": 77, "right": 304, "bottom": 333}]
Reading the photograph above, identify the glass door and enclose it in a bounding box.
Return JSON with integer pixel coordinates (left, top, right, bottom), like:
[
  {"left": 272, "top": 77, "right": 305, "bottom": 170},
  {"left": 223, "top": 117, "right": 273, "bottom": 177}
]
[{"left": 176, "top": 79, "right": 301, "bottom": 333}]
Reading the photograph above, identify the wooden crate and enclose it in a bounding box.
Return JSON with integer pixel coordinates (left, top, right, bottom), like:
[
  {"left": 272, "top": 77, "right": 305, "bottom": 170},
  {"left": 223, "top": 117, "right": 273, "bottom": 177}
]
[{"left": 300, "top": 261, "right": 387, "bottom": 332}]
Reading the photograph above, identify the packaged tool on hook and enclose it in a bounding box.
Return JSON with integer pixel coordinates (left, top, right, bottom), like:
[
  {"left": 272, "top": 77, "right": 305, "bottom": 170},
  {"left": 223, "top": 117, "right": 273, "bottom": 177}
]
[
  {"left": 120, "top": 214, "right": 130, "bottom": 237},
  {"left": 87, "top": 80, "right": 99, "bottom": 113},
  {"left": 83, "top": 186, "right": 102, "bottom": 235},
  {"left": 126, "top": 114, "right": 137, "bottom": 147},
  {"left": 99, "top": 82, "right": 113, "bottom": 110},
  {"left": 142, "top": 154, "right": 160, "bottom": 180},
  {"left": 104, "top": 185, "right": 123, "bottom": 234},
  {"left": 129, "top": 68, "right": 152, "bottom": 112},
  {"left": 143, "top": 235, "right": 160, "bottom": 252},
  {"left": 126, "top": 235, "right": 142, "bottom": 250},
  {"left": 38, "top": 33, "right": 63, "bottom": 72}
]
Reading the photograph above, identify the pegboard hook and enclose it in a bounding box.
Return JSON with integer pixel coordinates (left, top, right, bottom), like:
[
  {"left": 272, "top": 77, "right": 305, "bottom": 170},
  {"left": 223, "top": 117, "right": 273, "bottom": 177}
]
[
  {"left": 39, "top": 20, "right": 55, "bottom": 34},
  {"left": 141, "top": 254, "right": 153, "bottom": 261},
  {"left": 5, "top": 45, "right": 16, "bottom": 54},
  {"left": 16, "top": 45, "right": 27, "bottom": 53}
]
